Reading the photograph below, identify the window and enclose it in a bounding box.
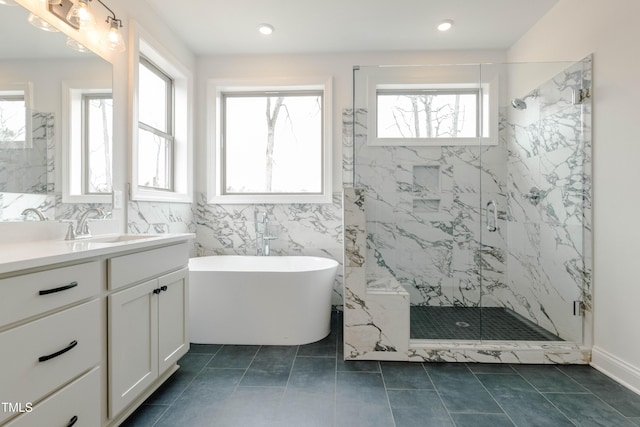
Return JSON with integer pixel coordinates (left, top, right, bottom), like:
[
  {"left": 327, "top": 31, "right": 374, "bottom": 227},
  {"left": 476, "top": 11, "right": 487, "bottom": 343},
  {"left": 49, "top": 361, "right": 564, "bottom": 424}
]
[
  {"left": 130, "top": 21, "right": 192, "bottom": 203},
  {"left": 208, "top": 78, "right": 332, "bottom": 204},
  {"left": 62, "top": 81, "right": 112, "bottom": 204},
  {"left": 83, "top": 93, "right": 113, "bottom": 194},
  {"left": 361, "top": 65, "right": 497, "bottom": 146},
  {"left": 222, "top": 91, "right": 323, "bottom": 195},
  {"left": 0, "top": 93, "right": 27, "bottom": 148},
  {"left": 137, "top": 57, "right": 174, "bottom": 191},
  {"left": 376, "top": 89, "right": 479, "bottom": 139}
]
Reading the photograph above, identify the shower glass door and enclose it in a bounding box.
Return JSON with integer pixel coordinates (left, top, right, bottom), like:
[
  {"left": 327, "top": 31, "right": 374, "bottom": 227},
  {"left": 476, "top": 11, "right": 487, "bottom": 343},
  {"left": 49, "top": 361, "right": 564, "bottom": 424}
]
[
  {"left": 352, "top": 59, "right": 591, "bottom": 344},
  {"left": 478, "top": 60, "right": 591, "bottom": 343}
]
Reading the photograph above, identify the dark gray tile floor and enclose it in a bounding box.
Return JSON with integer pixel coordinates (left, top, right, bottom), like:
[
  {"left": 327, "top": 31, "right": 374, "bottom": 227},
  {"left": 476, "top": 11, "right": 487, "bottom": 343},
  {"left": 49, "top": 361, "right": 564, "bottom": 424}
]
[{"left": 122, "top": 312, "right": 640, "bottom": 426}]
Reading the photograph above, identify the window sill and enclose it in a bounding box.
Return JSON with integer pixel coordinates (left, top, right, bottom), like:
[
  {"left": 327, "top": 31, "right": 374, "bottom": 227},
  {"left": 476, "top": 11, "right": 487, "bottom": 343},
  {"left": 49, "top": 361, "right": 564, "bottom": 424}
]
[
  {"left": 207, "top": 193, "right": 332, "bottom": 205},
  {"left": 132, "top": 187, "right": 192, "bottom": 204}
]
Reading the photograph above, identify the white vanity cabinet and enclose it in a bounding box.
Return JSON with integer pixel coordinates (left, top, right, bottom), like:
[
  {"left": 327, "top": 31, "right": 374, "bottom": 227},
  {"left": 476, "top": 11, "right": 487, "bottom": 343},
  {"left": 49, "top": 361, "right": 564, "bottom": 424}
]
[
  {"left": 107, "top": 245, "right": 189, "bottom": 418},
  {"left": 0, "top": 235, "right": 192, "bottom": 427},
  {"left": 0, "top": 261, "right": 105, "bottom": 426}
]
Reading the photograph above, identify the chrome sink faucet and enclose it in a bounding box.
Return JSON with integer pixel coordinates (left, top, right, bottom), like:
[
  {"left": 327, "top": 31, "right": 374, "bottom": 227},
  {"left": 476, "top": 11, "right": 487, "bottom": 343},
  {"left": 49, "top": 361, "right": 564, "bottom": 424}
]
[
  {"left": 75, "top": 207, "right": 106, "bottom": 238},
  {"left": 21, "top": 208, "right": 47, "bottom": 221},
  {"left": 255, "top": 210, "right": 278, "bottom": 256}
]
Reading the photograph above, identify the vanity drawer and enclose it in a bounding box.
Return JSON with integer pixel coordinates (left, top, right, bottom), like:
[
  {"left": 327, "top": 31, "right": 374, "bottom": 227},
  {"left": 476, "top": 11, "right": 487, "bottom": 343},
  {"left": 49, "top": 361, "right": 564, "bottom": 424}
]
[
  {"left": 0, "top": 299, "right": 101, "bottom": 424},
  {"left": 109, "top": 242, "right": 188, "bottom": 290},
  {"left": 0, "top": 261, "right": 104, "bottom": 328},
  {"left": 3, "top": 367, "right": 101, "bottom": 427}
]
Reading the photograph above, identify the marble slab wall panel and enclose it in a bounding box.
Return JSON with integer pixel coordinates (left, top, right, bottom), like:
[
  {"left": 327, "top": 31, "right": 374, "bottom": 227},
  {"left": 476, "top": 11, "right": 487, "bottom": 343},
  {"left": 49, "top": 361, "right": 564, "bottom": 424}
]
[
  {"left": 0, "top": 112, "right": 50, "bottom": 195},
  {"left": 347, "top": 108, "right": 509, "bottom": 308},
  {"left": 195, "top": 192, "right": 344, "bottom": 306},
  {"left": 1, "top": 113, "right": 55, "bottom": 221},
  {"left": 343, "top": 187, "right": 409, "bottom": 361},
  {"left": 128, "top": 200, "right": 196, "bottom": 234}
]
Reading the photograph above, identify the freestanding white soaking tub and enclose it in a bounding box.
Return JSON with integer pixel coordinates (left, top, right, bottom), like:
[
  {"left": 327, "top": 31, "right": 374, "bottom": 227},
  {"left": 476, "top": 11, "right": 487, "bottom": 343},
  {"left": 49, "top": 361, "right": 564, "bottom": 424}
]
[{"left": 189, "top": 255, "right": 339, "bottom": 345}]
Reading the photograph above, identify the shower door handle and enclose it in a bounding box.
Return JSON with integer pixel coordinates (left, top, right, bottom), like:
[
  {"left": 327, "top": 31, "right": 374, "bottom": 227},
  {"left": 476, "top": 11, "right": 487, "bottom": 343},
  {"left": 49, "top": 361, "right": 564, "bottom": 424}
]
[{"left": 486, "top": 200, "right": 498, "bottom": 232}]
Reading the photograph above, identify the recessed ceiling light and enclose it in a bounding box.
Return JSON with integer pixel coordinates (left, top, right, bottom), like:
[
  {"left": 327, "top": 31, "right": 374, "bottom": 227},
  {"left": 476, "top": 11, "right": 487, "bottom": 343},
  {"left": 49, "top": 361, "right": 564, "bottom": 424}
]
[
  {"left": 438, "top": 19, "right": 453, "bottom": 32},
  {"left": 258, "top": 23, "right": 274, "bottom": 35}
]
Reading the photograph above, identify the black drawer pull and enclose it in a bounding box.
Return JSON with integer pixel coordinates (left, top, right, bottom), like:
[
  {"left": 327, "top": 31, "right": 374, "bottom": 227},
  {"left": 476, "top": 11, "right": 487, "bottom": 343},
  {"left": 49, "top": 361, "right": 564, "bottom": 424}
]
[
  {"left": 160, "top": 285, "right": 168, "bottom": 292},
  {"left": 153, "top": 288, "right": 161, "bottom": 295},
  {"left": 67, "top": 415, "right": 78, "bottom": 427},
  {"left": 39, "top": 281, "right": 78, "bottom": 296},
  {"left": 38, "top": 340, "right": 78, "bottom": 362}
]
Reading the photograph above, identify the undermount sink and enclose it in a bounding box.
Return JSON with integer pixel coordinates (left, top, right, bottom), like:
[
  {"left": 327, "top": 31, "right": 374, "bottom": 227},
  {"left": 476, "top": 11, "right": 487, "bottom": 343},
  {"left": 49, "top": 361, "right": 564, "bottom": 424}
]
[{"left": 83, "top": 234, "right": 158, "bottom": 243}]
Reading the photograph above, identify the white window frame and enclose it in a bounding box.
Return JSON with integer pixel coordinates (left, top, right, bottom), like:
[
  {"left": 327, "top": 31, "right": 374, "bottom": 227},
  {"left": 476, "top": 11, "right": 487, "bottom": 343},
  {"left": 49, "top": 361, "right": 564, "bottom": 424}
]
[
  {"left": 207, "top": 77, "right": 333, "bottom": 204},
  {"left": 137, "top": 56, "right": 174, "bottom": 192},
  {"left": 61, "top": 80, "right": 112, "bottom": 204},
  {"left": 130, "top": 21, "right": 193, "bottom": 203},
  {"left": 362, "top": 66, "right": 498, "bottom": 146}
]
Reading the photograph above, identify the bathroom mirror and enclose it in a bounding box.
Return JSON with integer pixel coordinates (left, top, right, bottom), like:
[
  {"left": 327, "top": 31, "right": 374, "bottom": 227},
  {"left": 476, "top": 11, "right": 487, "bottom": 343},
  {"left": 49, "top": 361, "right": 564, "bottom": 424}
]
[{"left": 0, "top": 3, "right": 113, "bottom": 219}]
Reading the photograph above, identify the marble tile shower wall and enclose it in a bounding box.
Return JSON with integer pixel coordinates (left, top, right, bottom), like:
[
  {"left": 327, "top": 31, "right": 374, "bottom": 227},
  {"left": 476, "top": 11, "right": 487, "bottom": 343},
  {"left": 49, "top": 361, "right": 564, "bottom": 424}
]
[
  {"left": 350, "top": 108, "right": 509, "bottom": 308},
  {"left": 0, "top": 112, "right": 52, "bottom": 221},
  {"left": 0, "top": 112, "right": 112, "bottom": 222},
  {"left": 502, "top": 60, "right": 592, "bottom": 340},
  {"left": 194, "top": 193, "right": 345, "bottom": 306}
]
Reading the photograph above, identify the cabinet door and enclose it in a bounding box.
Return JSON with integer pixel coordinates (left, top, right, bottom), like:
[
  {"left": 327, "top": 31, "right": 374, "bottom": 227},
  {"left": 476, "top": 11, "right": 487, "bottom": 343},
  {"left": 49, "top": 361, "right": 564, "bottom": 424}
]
[
  {"left": 108, "top": 279, "right": 158, "bottom": 417},
  {"left": 157, "top": 268, "right": 189, "bottom": 374}
]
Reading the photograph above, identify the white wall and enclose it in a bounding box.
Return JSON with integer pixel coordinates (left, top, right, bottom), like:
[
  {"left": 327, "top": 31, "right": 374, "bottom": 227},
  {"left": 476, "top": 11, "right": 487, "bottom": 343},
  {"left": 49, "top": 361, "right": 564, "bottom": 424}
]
[
  {"left": 509, "top": 0, "right": 640, "bottom": 391},
  {"left": 195, "top": 50, "right": 506, "bottom": 192}
]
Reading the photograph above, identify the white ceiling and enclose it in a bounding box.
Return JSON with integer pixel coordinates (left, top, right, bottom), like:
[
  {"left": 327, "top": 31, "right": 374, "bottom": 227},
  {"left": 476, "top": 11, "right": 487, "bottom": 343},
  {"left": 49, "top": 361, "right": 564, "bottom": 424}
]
[{"left": 144, "top": 0, "right": 559, "bottom": 55}]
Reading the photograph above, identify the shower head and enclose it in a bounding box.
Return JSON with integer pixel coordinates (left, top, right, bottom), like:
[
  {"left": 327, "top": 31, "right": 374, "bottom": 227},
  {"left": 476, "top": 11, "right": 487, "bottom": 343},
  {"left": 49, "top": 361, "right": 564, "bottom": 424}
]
[
  {"left": 511, "top": 98, "right": 527, "bottom": 110},
  {"left": 510, "top": 89, "right": 539, "bottom": 110}
]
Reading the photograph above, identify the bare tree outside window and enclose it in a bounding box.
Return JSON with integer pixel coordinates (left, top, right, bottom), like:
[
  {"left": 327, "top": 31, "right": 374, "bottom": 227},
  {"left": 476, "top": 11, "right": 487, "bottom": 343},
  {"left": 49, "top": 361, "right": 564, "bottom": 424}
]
[
  {"left": 0, "top": 98, "right": 26, "bottom": 146},
  {"left": 223, "top": 92, "right": 322, "bottom": 195},
  {"left": 85, "top": 95, "right": 113, "bottom": 193},
  {"left": 377, "top": 91, "right": 478, "bottom": 139}
]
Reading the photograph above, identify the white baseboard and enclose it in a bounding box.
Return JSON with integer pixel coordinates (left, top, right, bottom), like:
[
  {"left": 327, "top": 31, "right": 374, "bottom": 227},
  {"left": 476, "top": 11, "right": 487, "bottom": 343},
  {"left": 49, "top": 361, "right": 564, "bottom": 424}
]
[{"left": 591, "top": 346, "right": 640, "bottom": 394}]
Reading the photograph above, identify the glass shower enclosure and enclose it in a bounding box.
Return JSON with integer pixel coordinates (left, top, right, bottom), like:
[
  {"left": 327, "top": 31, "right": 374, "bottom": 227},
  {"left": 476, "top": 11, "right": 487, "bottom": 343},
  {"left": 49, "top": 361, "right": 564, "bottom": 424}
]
[{"left": 350, "top": 58, "right": 592, "bottom": 344}]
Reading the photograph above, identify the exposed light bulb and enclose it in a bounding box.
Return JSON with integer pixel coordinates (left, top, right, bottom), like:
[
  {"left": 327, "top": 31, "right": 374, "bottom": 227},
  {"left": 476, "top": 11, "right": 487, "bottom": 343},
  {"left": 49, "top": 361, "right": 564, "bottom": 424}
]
[
  {"left": 438, "top": 19, "right": 454, "bottom": 32},
  {"left": 101, "top": 18, "right": 126, "bottom": 52},
  {"left": 66, "top": 0, "right": 96, "bottom": 30},
  {"left": 258, "top": 23, "right": 274, "bottom": 35},
  {"left": 28, "top": 12, "right": 60, "bottom": 32}
]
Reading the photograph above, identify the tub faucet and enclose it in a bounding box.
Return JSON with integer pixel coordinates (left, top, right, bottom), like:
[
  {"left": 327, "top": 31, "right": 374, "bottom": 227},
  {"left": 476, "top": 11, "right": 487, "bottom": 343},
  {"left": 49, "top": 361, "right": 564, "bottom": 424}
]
[
  {"left": 255, "top": 210, "right": 277, "bottom": 256},
  {"left": 75, "top": 207, "right": 106, "bottom": 238}
]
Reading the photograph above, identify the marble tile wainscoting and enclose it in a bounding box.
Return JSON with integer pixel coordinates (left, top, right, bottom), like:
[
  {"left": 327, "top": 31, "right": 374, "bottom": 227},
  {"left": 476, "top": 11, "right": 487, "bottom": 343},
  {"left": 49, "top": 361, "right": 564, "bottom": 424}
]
[{"left": 194, "top": 192, "right": 345, "bottom": 306}]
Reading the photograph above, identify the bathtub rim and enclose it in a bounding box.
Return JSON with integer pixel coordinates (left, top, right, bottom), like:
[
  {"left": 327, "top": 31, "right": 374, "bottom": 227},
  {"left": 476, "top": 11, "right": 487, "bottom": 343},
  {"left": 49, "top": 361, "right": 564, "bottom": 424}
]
[{"left": 188, "top": 255, "right": 339, "bottom": 273}]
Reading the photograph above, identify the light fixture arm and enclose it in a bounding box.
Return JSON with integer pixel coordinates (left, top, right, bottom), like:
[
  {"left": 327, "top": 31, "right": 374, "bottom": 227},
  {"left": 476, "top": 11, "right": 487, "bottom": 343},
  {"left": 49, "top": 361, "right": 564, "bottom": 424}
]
[{"left": 92, "top": 0, "right": 123, "bottom": 27}]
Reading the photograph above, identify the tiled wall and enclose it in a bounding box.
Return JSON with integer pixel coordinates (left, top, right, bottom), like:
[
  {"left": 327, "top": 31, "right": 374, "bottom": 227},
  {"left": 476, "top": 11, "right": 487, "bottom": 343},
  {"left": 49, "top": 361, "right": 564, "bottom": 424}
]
[{"left": 194, "top": 192, "right": 344, "bottom": 305}]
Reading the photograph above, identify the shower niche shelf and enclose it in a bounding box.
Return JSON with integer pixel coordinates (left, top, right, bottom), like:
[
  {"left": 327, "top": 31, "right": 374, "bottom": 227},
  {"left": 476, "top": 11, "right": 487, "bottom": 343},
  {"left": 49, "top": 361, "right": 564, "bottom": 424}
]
[
  {"left": 413, "top": 198, "right": 441, "bottom": 214},
  {"left": 413, "top": 165, "right": 440, "bottom": 193},
  {"left": 412, "top": 165, "right": 442, "bottom": 214}
]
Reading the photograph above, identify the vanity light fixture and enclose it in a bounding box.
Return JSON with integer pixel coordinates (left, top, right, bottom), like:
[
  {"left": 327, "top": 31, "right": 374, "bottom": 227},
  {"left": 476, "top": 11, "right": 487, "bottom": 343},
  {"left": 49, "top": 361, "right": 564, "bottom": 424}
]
[
  {"left": 28, "top": 12, "right": 60, "bottom": 32},
  {"left": 48, "top": 0, "right": 126, "bottom": 53},
  {"left": 258, "top": 23, "right": 274, "bottom": 35},
  {"left": 66, "top": 0, "right": 96, "bottom": 30},
  {"left": 437, "top": 19, "right": 454, "bottom": 32},
  {"left": 66, "top": 36, "right": 90, "bottom": 52},
  {"left": 100, "top": 15, "right": 125, "bottom": 52}
]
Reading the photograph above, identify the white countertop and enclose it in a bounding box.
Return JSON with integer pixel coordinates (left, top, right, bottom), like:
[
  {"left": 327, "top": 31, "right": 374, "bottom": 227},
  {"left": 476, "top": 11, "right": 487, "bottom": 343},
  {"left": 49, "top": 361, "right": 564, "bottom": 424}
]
[{"left": 0, "top": 233, "right": 195, "bottom": 276}]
